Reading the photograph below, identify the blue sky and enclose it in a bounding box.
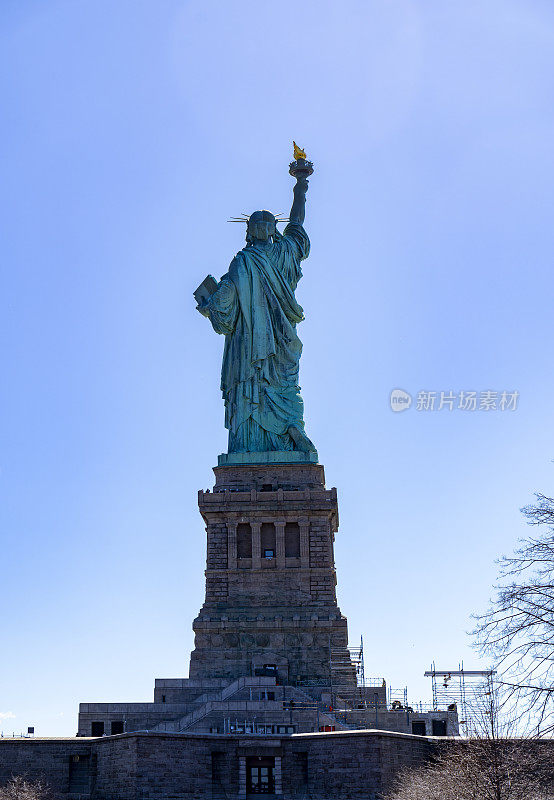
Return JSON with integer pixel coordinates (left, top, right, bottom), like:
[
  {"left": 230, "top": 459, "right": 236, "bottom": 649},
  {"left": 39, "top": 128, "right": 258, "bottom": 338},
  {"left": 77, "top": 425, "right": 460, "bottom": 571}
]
[{"left": 1, "top": 0, "right": 553, "bottom": 736}]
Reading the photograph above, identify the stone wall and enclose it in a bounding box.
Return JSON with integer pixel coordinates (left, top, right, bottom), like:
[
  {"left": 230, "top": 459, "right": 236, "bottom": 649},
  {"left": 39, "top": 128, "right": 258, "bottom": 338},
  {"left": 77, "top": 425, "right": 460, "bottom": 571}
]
[
  {"left": 78, "top": 703, "right": 190, "bottom": 737},
  {"left": 6, "top": 731, "right": 552, "bottom": 799},
  {"left": 287, "top": 731, "right": 438, "bottom": 798},
  {"left": 93, "top": 737, "right": 137, "bottom": 800},
  {"left": 0, "top": 730, "right": 441, "bottom": 800},
  {"left": 0, "top": 739, "right": 92, "bottom": 795}
]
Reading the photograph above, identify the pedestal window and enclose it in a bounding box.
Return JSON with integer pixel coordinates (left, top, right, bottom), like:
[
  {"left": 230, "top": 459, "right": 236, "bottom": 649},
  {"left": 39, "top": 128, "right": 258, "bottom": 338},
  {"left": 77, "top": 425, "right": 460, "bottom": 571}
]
[
  {"left": 285, "top": 522, "right": 300, "bottom": 557},
  {"left": 237, "top": 523, "right": 252, "bottom": 558},
  {"left": 261, "top": 523, "right": 276, "bottom": 558}
]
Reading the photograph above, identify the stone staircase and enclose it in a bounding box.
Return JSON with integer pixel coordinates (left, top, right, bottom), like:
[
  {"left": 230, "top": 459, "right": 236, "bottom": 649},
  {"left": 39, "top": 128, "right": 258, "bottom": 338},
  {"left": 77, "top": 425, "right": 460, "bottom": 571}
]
[
  {"left": 283, "top": 684, "right": 356, "bottom": 731},
  {"left": 152, "top": 676, "right": 277, "bottom": 732},
  {"left": 152, "top": 676, "right": 353, "bottom": 734}
]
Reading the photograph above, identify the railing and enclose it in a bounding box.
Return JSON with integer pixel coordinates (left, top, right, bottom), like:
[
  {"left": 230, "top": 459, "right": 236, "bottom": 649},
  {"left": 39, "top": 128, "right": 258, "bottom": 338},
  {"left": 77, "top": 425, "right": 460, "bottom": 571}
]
[
  {"left": 360, "top": 677, "right": 386, "bottom": 688},
  {"left": 291, "top": 677, "right": 385, "bottom": 688},
  {"left": 200, "top": 488, "right": 336, "bottom": 504}
]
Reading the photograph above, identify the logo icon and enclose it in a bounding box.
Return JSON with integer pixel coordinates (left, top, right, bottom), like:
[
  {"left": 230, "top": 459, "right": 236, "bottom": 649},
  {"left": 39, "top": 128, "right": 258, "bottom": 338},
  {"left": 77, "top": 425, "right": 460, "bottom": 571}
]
[{"left": 390, "top": 389, "right": 412, "bottom": 412}]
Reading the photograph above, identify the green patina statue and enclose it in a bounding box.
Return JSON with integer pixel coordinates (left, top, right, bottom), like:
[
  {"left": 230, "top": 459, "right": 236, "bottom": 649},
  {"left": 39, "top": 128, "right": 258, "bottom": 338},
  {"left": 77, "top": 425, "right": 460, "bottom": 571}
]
[{"left": 195, "top": 145, "right": 317, "bottom": 465}]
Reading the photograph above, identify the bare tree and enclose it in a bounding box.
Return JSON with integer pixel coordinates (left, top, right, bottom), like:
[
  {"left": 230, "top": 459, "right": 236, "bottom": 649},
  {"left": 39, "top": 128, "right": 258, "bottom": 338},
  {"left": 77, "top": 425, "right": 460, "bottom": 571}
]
[
  {"left": 0, "top": 778, "right": 55, "bottom": 800},
  {"left": 385, "top": 738, "right": 554, "bottom": 800},
  {"left": 473, "top": 492, "right": 554, "bottom": 736},
  {"left": 387, "top": 492, "right": 554, "bottom": 800},
  {"left": 386, "top": 689, "right": 554, "bottom": 800}
]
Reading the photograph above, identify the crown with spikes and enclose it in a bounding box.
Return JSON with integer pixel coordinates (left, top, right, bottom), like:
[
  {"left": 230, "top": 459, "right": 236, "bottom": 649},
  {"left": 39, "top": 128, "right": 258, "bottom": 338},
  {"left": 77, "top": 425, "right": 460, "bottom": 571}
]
[{"left": 227, "top": 213, "right": 289, "bottom": 224}]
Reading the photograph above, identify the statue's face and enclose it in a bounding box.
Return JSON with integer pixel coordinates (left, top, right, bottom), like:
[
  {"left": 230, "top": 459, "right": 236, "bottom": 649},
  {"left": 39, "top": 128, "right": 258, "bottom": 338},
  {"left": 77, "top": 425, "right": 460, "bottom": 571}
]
[{"left": 247, "top": 211, "right": 276, "bottom": 242}]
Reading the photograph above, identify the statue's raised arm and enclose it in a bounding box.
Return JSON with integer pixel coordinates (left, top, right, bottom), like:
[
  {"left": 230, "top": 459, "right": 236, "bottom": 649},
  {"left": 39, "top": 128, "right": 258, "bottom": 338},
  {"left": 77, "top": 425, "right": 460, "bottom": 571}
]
[
  {"left": 193, "top": 143, "right": 317, "bottom": 465},
  {"left": 289, "top": 175, "right": 308, "bottom": 225},
  {"left": 288, "top": 142, "right": 314, "bottom": 226}
]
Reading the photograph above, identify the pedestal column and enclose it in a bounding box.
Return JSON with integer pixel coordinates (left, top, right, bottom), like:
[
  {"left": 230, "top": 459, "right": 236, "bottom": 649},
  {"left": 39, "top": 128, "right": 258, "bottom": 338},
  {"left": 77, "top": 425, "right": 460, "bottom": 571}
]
[
  {"left": 275, "top": 520, "right": 286, "bottom": 568},
  {"left": 251, "top": 521, "right": 261, "bottom": 570},
  {"left": 299, "top": 517, "right": 310, "bottom": 568},
  {"left": 227, "top": 520, "right": 237, "bottom": 569}
]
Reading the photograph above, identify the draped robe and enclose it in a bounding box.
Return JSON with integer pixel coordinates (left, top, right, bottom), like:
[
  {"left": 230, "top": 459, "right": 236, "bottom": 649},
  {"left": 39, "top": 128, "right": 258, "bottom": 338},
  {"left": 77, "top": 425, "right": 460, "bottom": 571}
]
[{"left": 203, "top": 222, "right": 310, "bottom": 453}]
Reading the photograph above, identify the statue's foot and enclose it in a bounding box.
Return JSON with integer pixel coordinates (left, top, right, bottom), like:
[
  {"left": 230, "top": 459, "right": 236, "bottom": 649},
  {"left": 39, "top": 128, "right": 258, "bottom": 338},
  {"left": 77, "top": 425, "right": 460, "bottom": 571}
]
[{"left": 288, "top": 425, "right": 317, "bottom": 454}]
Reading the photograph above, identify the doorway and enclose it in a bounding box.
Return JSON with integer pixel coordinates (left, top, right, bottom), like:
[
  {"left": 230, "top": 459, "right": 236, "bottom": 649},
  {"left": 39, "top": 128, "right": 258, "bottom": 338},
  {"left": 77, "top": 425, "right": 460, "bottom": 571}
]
[{"left": 246, "top": 756, "right": 275, "bottom": 795}]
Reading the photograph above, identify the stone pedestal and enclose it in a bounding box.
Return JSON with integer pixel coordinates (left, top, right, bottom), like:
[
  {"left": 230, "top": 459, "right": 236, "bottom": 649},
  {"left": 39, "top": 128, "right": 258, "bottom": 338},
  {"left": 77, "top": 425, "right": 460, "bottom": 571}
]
[{"left": 189, "top": 462, "right": 357, "bottom": 695}]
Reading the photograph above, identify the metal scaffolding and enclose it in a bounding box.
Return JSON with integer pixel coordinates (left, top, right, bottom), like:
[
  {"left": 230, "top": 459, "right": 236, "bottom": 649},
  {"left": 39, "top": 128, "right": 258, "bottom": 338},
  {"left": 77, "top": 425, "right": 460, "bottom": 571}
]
[
  {"left": 291, "top": 636, "right": 386, "bottom": 713},
  {"left": 424, "top": 662, "right": 497, "bottom": 736},
  {"left": 387, "top": 685, "right": 409, "bottom": 710},
  {"left": 348, "top": 636, "right": 366, "bottom": 687},
  {"left": 329, "top": 635, "right": 369, "bottom": 709}
]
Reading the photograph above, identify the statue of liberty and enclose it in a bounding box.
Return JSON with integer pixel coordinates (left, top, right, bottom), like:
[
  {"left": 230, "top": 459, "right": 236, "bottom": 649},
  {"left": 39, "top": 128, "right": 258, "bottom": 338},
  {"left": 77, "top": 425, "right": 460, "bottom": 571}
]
[{"left": 195, "top": 144, "right": 317, "bottom": 462}]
